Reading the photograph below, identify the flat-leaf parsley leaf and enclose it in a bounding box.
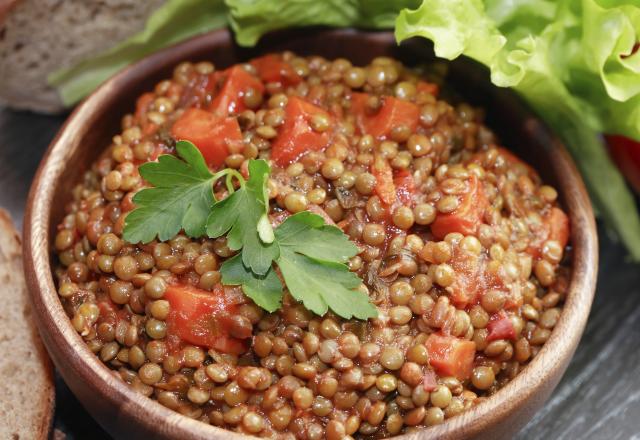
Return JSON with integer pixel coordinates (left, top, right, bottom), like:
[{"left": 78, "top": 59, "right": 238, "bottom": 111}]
[
  {"left": 274, "top": 212, "right": 377, "bottom": 320},
  {"left": 206, "top": 159, "right": 278, "bottom": 275},
  {"left": 220, "top": 254, "right": 283, "bottom": 312},
  {"left": 123, "top": 140, "right": 216, "bottom": 243}
]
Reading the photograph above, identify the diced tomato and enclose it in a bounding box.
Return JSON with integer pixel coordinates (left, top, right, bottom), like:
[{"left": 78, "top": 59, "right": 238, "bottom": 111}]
[
  {"left": 393, "top": 169, "right": 416, "bottom": 206},
  {"left": 425, "top": 333, "right": 476, "bottom": 381},
  {"left": 431, "top": 174, "right": 487, "bottom": 240},
  {"left": 164, "top": 284, "right": 250, "bottom": 355},
  {"left": 372, "top": 154, "right": 396, "bottom": 206},
  {"left": 148, "top": 144, "right": 167, "bottom": 163},
  {"left": 135, "top": 92, "right": 158, "bottom": 135},
  {"left": 419, "top": 240, "right": 485, "bottom": 307},
  {"left": 607, "top": 135, "right": 640, "bottom": 192},
  {"left": 210, "top": 65, "right": 265, "bottom": 116},
  {"left": 448, "top": 245, "right": 484, "bottom": 307},
  {"left": 486, "top": 311, "right": 517, "bottom": 342},
  {"left": 271, "top": 96, "right": 333, "bottom": 166},
  {"left": 416, "top": 80, "right": 439, "bottom": 97},
  {"left": 422, "top": 370, "right": 438, "bottom": 392},
  {"left": 171, "top": 108, "right": 242, "bottom": 168},
  {"left": 135, "top": 92, "right": 155, "bottom": 119},
  {"left": 179, "top": 72, "right": 218, "bottom": 108},
  {"left": 546, "top": 207, "right": 570, "bottom": 249},
  {"left": 251, "top": 54, "right": 301, "bottom": 86},
  {"left": 527, "top": 206, "right": 570, "bottom": 258},
  {"left": 351, "top": 92, "right": 420, "bottom": 139}
]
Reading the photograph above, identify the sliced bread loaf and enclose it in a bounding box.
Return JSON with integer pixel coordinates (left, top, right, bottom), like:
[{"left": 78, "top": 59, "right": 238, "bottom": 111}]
[
  {"left": 0, "top": 0, "right": 164, "bottom": 113},
  {"left": 0, "top": 209, "right": 55, "bottom": 439}
]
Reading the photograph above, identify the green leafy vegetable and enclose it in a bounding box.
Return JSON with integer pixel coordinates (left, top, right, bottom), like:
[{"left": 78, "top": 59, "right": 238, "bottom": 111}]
[
  {"left": 222, "top": 211, "right": 378, "bottom": 320},
  {"left": 221, "top": 212, "right": 377, "bottom": 319},
  {"left": 274, "top": 213, "right": 376, "bottom": 320},
  {"left": 220, "top": 254, "right": 283, "bottom": 312},
  {"left": 124, "top": 142, "right": 376, "bottom": 319},
  {"left": 274, "top": 211, "right": 358, "bottom": 263},
  {"left": 206, "top": 159, "right": 278, "bottom": 275},
  {"left": 226, "top": 0, "right": 420, "bottom": 46},
  {"left": 123, "top": 140, "right": 216, "bottom": 243},
  {"left": 396, "top": 0, "right": 640, "bottom": 260}
]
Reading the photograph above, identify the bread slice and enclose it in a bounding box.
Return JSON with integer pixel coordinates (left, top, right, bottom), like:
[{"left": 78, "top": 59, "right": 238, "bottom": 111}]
[
  {"left": 0, "top": 209, "right": 55, "bottom": 439},
  {"left": 0, "top": 0, "right": 165, "bottom": 113}
]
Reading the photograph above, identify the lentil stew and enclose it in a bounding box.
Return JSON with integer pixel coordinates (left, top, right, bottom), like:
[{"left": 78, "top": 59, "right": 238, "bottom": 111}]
[{"left": 53, "top": 51, "right": 571, "bottom": 439}]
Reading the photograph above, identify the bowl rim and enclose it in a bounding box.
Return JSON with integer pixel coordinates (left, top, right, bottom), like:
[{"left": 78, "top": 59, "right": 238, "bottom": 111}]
[{"left": 23, "top": 28, "right": 598, "bottom": 440}]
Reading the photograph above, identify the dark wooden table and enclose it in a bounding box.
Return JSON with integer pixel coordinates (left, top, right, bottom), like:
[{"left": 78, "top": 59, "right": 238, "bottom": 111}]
[{"left": 1, "top": 107, "right": 638, "bottom": 440}]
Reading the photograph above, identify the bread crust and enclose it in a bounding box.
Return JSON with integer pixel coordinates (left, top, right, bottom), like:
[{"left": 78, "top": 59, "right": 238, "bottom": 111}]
[{"left": 0, "top": 209, "right": 55, "bottom": 439}]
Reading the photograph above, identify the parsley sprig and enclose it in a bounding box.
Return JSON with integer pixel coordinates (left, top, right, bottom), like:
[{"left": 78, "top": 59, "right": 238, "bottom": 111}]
[{"left": 123, "top": 141, "right": 377, "bottom": 320}]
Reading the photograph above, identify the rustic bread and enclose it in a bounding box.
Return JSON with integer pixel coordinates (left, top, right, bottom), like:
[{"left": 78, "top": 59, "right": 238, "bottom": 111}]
[
  {"left": 0, "top": 209, "right": 55, "bottom": 439},
  {"left": 0, "top": 0, "right": 165, "bottom": 113}
]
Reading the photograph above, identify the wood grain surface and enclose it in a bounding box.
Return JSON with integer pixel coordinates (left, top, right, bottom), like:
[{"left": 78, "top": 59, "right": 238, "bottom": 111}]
[{"left": 1, "top": 33, "right": 637, "bottom": 440}]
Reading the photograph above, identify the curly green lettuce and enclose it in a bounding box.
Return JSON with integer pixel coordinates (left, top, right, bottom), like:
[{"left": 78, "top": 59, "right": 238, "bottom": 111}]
[
  {"left": 226, "top": 0, "right": 419, "bottom": 46},
  {"left": 396, "top": 0, "right": 640, "bottom": 260}
]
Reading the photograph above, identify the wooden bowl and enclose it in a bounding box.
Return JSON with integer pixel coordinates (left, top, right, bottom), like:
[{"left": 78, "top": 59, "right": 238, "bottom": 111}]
[{"left": 23, "top": 28, "right": 598, "bottom": 439}]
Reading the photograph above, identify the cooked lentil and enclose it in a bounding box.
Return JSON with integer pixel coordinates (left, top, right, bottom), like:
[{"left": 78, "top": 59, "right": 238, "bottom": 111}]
[{"left": 54, "top": 52, "right": 571, "bottom": 438}]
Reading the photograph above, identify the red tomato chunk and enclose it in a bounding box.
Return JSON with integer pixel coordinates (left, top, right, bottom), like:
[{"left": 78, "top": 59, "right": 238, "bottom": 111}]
[
  {"left": 393, "top": 169, "right": 416, "bottom": 206},
  {"left": 425, "top": 333, "right": 476, "bottom": 381},
  {"left": 486, "top": 311, "right": 517, "bottom": 342},
  {"left": 431, "top": 174, "right": 488, "bottom": 240},
  {"left": 210, "top": 65, "right": 265, "bottom": 116},
  {"left": 164, "top": 284, "right": 250, "bottom": 355},
  {"left": 372, "top": 154, "right": 396, "bottom": 206},
  {"left": 251, "top": 54, "right": 301, "bottom": 86},
  {"left": 352, "top": 93, "right": 420, "bottom": 139},
  {"left": 528, "top": 206, "right": 570, "bottom": 258},
  {"left": 271, "top": 96, "right": 333, "bottom": 166},
  {"left": 171, "top": 108, "right": 242, "bottom": 168}
]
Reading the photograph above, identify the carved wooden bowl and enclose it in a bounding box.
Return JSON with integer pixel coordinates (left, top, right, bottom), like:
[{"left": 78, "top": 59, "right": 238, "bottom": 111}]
[{"left": 23, "top": 28, "right": 598, "bottom": 439}]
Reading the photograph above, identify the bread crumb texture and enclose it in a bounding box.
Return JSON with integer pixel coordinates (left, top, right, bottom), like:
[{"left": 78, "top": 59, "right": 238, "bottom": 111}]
[{"left": 0, "top": 210, "right": 54, "bottom": 439}]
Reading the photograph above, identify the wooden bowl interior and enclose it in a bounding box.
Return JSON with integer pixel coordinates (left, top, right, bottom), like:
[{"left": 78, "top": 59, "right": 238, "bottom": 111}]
[{"left": 27, "top": 28, "right": 597, "bottom": 440}]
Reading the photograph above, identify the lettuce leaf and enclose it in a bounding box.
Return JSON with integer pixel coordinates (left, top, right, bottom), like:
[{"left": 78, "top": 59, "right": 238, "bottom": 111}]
[
  {"left": 48, "top": 0, "right": 228, "bottom": 107},
  {"left": 227, "top": 0, "right": 419, "bottom": 47},
  {"left": 397, "top": 0, "right": 640, "bottom": 260}
]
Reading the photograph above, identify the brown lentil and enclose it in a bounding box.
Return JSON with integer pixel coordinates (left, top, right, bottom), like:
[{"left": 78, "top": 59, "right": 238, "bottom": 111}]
[{"left": 54, "top": 53, "right": 570, "bottom": 439}]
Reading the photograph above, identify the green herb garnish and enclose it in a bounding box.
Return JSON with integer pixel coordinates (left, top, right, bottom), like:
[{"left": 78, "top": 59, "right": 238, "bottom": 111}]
[
  {"left": 206, "top": 159, "right": 278, "bottom": 275},
  {"left": 123, "top": 140, "right": 217, "bottom": 243},
  {"left": 123, "top": 141, "right": 377, "bottom": 320},
  {"left": 220, "top": 254, "right": 283, "bottom": 312},
  {"left": 274, "top": 212, "right": 376, "bottom": 319}
]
